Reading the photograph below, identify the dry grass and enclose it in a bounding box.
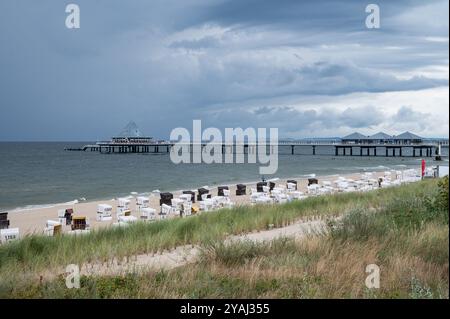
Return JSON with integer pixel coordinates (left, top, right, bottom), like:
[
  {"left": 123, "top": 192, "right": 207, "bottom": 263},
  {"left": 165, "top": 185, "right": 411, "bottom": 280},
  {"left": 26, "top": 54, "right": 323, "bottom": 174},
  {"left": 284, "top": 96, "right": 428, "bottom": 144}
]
[{"left": 0, "top": 178, "right": 448, "bottom": 298}]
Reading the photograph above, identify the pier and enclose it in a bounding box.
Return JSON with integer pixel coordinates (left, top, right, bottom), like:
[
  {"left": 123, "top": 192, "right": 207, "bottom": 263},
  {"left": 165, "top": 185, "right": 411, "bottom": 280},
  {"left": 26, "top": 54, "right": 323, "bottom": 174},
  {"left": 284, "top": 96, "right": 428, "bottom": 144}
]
[
  {"left": 65, "top": 126, "right": 449, "bottom": 158},
  {"left": 68, "top": 141, "right": 448, "bottom": 158}
]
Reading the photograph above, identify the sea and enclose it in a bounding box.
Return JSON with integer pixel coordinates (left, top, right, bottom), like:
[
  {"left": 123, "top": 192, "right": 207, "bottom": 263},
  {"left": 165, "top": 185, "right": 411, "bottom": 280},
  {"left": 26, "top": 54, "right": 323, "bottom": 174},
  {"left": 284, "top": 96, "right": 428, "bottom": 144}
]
[{"left": 0, "top": 142, "right": 448, "bottom": 211}]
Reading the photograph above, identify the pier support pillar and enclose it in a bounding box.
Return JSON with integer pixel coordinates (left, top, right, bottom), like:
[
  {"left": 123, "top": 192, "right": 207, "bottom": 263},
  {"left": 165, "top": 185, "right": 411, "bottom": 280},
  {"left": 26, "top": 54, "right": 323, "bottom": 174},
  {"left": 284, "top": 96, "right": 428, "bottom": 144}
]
[
  {"left": 335, "top": 147, "right": 338, "bottom": 156},
  {"left": 291, "top": 145, "right": 294, "bottom": 155},
  {"left": 312, "top": 145, "right": 316, "bottom": 155}
]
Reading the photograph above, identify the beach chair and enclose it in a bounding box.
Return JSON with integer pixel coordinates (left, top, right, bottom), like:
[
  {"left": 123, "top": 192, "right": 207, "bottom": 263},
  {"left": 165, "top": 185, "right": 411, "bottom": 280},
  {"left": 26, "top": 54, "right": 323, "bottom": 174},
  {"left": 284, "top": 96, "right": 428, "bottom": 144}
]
[
  {"left": 179, "top": 194, "right": 192, "bottom": 203},
  {"left": 236, "top": 184, "right": 246, "bottom": 196},
  {"left": 118, "top": 198, "right": 131, "bottom": 208},
  {"left": 182, "top": 191, "right": 196, "bottom": 203},
  {"left": 0, "top": 212, "right": 10, "bottom": 230},
  {"left": 118, "top": 215, "right": 138, "bottom": 224},
  {"left": 287, "top": 180, "right": 297, "bottom": 190},
  {"left": 136, "top": 196, "right": 149, "bottom": 210},
  {"left": 65, "top": 209, "right": 73, "bottom": 225},
  {"left": 197, "top": 188, "right": 210, "bottom": 201},
  {"left": 274, "top": 192, "right": 288, "bottom": 204},
  {"left": 308, "top": 178, "right": 319, "bottom": 186},
  {"left": 0, "top": 228, "right": 19, "bottom": 244},
  {"left": 287, "top": 182, "right": 297, "bottom": 192},
  {"left": 183, "top": 201, "right": 192, "bottom": 216},
  {"left": 58, "top": 209, "right": 65, "bottom": 219},
  {"left": 44, "top": 220, "right": 62, "bottom": 236},
  {"left": 171, "top": 198, "right": 183, "bottom": 216},
  {"left": 288, "top": 190, "right": 305, "bottom": 200},
  {"left": 97, "top": 204, "right": 113, "bottom": 221},
  {"left": 199, "top": 194, "right": 215, "bottom": 211},
  {"left": 256, "top": 182, "right": 266, "bottom": 193},
  {"left": 217, "top": 186, "right": 229, "bottom": 196},
  {"left": 307, "top": 184, "right": 320, "bottom": 195},
  {"left": 255, "top": 196, "right": 272, "bottom": 204},
  {"left": 160, "top": 203, "right": 172, "bottom": 219},
  {"left": 72, "top": 217, "right": 87, "bottom": 230},
  {"left": 141, "top": 207, "right": 157, "bottom": 221}
]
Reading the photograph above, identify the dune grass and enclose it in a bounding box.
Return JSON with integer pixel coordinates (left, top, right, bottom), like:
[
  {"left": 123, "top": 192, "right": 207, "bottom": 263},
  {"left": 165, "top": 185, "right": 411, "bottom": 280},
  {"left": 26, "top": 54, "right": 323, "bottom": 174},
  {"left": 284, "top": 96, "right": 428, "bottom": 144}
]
[{"left": 0, "top": 177, "right": 448, "bottom": 298}]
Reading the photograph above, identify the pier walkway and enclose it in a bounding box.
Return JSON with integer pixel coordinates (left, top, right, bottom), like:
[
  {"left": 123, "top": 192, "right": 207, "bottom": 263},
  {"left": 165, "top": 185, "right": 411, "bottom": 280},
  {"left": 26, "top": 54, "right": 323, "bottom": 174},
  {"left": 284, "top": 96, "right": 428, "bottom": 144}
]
[{"left": 65, "top": 141, "right": 449, "bottom": 158}]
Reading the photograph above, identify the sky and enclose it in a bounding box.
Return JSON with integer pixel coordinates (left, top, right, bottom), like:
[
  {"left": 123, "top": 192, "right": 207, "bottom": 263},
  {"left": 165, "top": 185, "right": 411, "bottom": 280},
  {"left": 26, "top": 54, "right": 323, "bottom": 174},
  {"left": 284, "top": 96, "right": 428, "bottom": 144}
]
[{"left": 0, "top": 0, "right": 448, "bottom": 141}]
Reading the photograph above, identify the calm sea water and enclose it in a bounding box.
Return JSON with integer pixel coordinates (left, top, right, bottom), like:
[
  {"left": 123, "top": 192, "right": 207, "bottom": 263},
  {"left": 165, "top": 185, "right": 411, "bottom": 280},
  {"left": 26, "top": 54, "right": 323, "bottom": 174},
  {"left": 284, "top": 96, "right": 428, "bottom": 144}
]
[{"left": 0, "top": 142, "right": 447, "bottom": 211}]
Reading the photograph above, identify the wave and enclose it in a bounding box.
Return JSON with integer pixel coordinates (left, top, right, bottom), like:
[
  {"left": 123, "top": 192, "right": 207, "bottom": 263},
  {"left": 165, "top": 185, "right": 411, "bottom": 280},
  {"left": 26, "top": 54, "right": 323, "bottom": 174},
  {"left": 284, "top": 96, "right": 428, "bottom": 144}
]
[{"left": 9, "top": 198, "right": 83, "bottom": 213}]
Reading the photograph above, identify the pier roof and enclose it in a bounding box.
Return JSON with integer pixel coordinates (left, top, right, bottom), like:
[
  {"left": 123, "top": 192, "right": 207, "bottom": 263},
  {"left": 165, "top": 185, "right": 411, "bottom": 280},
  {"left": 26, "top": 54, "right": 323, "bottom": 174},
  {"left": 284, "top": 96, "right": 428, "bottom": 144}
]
[
  {"left": 393, "top": 131, "right": 423, "bottom": 140},
  {"left": 342, "top": 132, "right": 368, "bottom": 140},
  {"left": 368, "top": 132, "right": 393, "bottom": 140},
  {"left": 117, "top": 121, "right": 143, "bottom": 138}
]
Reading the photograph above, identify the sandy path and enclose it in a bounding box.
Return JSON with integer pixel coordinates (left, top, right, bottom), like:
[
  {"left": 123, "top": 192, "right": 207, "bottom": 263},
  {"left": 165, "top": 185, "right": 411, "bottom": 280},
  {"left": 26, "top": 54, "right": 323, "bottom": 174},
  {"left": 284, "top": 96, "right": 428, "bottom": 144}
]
[{"left": 78, "top": 216, "right": 332, "bottom": 277}]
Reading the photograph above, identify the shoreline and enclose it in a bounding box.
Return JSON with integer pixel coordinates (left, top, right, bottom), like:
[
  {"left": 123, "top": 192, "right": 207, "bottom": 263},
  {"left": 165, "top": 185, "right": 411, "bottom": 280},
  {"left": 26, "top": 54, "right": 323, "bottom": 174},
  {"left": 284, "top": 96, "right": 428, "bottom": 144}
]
[
  {"left": 6, "top": 169, "right": 397, "bottom": 237},
  {"left": 5, "top": 163, "right": 415, "bottom": 214}
]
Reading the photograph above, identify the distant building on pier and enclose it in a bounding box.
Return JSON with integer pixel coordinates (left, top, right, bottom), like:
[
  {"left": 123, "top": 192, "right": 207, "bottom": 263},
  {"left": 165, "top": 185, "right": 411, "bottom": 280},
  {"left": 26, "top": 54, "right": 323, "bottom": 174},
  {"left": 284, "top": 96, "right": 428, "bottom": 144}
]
[
  {"left": 110, "top": 121, "right": 154, "bottom": 144},
  {"left": 342, "top": 131, "right": 424, "bottom": 145}
]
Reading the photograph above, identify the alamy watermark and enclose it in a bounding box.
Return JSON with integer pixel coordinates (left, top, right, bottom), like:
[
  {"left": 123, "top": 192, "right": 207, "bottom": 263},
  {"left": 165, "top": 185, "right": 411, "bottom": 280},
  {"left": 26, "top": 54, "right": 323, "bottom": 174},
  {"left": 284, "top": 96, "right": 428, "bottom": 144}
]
[
  {"left": 65, "top": 264, "right": 80, "bottom": 289},
  {"left": 65, "top": 4, "right": 80, "bottom": 29},
  {"left": 365, "top": 264, "right": 380, "bottom": 289},
  {"left": 170, "top": 120, "right": 279, "bottom": 175},
  {"left": 365, "top": 4, "right": 380, "bottom": 29}
]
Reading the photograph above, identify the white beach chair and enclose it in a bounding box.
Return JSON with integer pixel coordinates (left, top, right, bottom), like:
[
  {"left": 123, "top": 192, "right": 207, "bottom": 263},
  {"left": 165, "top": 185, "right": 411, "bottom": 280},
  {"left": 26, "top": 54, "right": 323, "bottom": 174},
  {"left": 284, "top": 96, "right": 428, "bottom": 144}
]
[
  {"left": 140, "top": 207, "right": 157, "bottom": 221},
  {"left": 274, "top": 192, "right": 288, "bottom": 204},
  {"left": 182, "top": 201, "right": 192, "bottom": 216},
  {"left": 0, "top": 228, "right": 20, "bottom": 244},
  {"left": 179, "top": 194, "right": 192, "bottom": 203},
  {"left": 136, "top": 196, "right": 149, "bottom": 210},
  {"left": 118, "top": 198, "right": 131, "bottom": 208},
  {"left": 171, "top": 198, "right": 184, "bottom": 216},
  {"left": 255, "top": 196, "right": 272, "bottom": 204},
  {"left": 160, "top": 203, "right": 172, "bottom": 219},
  {"left": 97, "top": 204, "right": 113, "bottom": 221},
  {"left": 44, "top": 220, "right": 62, "bottom": 236},
  {"left": 307, "top": 184, "right": 320, "bottom": 195},
  {"left": 287, "top": 183, "right": 296, "bottom": 191},
  {"left": 118, "top": 215, "right": 138, "bottom": 224},
  {"left": 289, "top": 190, "right": 305, "bottom": 200},
  {"left": 199, "top": 195, "right": 215, "bottom": 211}
]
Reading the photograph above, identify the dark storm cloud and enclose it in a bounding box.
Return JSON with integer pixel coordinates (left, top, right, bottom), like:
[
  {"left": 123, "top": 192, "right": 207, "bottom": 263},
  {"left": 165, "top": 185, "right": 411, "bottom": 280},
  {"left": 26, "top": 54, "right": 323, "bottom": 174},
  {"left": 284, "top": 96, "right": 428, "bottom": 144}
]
[
  {"left": 202, "top": 104, "right": 386, "bottom": 135},
  {"left": 0, "top": 0, "right": 448, "bottom": 140}
]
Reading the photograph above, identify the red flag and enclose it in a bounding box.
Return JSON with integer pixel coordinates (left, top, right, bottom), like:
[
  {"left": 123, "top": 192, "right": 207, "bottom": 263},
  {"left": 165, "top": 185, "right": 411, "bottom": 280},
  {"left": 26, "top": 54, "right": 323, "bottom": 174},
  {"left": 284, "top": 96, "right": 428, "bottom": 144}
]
[{"left": 421, "top": 159, "right": 426, "bottom": 177}]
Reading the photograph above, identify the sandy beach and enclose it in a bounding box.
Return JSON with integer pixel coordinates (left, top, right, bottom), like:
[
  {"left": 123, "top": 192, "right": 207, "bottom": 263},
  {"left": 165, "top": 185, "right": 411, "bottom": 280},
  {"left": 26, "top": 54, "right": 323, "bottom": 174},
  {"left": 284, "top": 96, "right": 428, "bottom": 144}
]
[{"left": 6, "top": 171, "right": 390, "bottom": 237}]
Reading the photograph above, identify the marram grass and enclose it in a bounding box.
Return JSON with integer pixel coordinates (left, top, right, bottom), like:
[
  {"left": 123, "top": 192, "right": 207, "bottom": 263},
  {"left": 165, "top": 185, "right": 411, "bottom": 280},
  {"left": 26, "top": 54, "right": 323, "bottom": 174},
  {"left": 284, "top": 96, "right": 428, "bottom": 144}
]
[{"left": 0, "top": 178, "right": 448, "bottom": 298}]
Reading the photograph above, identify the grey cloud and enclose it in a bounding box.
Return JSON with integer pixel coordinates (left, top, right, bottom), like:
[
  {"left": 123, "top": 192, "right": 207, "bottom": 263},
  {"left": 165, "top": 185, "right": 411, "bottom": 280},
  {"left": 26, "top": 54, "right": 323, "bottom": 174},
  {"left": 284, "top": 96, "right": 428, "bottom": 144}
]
[
  {"left": 393, "top": 106, "right": 431, "bottom": 123},
  {"left": 339, "top": 106, "right": 384, "bottom": 128},
  {"left": 0, "top": 0, "right": 447, "bottom": 140},
  {"left": 204, "top": 105, "right": 386, "bottom": 137}
]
